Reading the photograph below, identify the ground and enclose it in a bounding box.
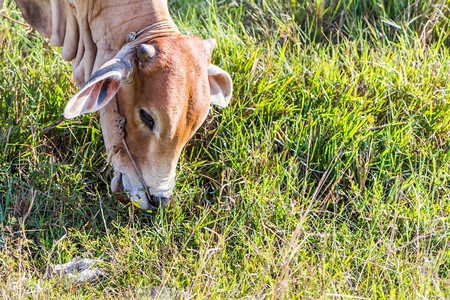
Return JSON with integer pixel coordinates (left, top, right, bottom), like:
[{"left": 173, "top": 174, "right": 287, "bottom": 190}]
[{"left": 0, "top": 0, "right": 449, "bottom": 298}]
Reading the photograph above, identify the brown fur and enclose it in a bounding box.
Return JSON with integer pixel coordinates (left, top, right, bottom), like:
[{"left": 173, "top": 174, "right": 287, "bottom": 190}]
[{"left": 102, "top": 36, "right": 211, "bottom": 192}]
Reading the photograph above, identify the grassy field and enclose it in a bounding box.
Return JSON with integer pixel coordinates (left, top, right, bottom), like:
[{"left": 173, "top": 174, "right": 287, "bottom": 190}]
[{"left": 1, "top": 0, "right": 449, "bottom": 298}]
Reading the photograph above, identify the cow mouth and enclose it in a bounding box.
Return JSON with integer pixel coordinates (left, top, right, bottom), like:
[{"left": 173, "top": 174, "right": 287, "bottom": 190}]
[{"left": 110, "top": 172, "right": 170, "bottom": 211}]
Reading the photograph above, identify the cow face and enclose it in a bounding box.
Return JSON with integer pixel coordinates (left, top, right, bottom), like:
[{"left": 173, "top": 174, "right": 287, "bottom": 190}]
[{"left": 63, "top": 36, "right": 232, "bottom": 210}]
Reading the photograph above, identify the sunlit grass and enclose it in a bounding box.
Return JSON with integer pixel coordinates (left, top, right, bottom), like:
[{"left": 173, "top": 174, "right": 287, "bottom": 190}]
[{"left": 1, "top": 0, "right": 449, "bottom": 298}]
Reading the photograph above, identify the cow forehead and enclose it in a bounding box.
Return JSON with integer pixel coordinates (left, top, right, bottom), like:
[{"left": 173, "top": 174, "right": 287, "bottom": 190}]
[
  {"left": 147, "top": 36, "right": 210, "bottom": 68},
  {"left": 135, "top": 36, "right": 211, "bottom": 106}
]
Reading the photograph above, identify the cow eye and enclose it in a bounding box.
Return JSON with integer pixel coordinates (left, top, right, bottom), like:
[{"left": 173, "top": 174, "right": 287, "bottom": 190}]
[{"left": 139, "top": 109, "right": 154, "bottom": 130}]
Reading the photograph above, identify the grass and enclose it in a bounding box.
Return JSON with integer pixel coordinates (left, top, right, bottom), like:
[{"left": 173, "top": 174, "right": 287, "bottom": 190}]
[{"left": 1, "top": 0, "right": 449, "bottom": 298}]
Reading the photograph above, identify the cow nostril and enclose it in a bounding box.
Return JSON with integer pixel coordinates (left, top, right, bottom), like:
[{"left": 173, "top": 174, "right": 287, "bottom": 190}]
[{"left": 150, "top": 195, "right": 171, "bottom": 207}]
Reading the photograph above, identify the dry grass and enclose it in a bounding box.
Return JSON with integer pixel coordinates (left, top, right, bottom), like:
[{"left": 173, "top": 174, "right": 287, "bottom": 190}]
[{"left": 1, "top": 0, "right": 449, "bottom": 298}]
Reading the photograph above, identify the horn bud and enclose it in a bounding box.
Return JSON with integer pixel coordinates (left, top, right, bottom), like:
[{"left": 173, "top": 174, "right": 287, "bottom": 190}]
[
  {"left": 137, "top": 44, "right": 156, "bottom": 63},
  {"left": 204, "top": 38, "right": 217, "bottom": 53}
]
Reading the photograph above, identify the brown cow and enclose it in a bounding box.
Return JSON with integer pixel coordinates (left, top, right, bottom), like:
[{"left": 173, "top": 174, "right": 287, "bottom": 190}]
[{"left": 13, "top": 0, "right": 233, "bottom": 210}]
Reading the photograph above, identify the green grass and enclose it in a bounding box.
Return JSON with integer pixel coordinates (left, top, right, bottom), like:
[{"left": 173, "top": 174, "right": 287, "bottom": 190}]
[{"left": 1, "top": 0, "right": 449, "bottom": 298}]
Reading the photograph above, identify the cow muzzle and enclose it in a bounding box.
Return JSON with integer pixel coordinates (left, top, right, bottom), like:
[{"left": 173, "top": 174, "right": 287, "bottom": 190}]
[{"left": 111, "top": 172, "right": 172, "bottom": 211}]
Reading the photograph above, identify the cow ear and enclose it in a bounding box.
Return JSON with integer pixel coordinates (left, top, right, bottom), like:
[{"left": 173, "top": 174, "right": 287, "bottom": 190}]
[
  {"left": 64, "top": 60, "right": 131, "bottom": 119},
  {"left": 208, "top": 64, "right": 233, "bottom": 107}
]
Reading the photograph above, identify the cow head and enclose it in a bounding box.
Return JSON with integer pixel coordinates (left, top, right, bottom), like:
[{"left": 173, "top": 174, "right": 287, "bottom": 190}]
[{"left": 63, "top": 35, "right": 232, "bottom": 210}]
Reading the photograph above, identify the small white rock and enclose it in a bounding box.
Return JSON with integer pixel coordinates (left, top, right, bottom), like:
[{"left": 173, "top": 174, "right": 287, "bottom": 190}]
[{"left": 53, "top": 257, "right": 104, "bottom": 283}]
